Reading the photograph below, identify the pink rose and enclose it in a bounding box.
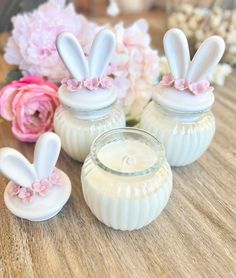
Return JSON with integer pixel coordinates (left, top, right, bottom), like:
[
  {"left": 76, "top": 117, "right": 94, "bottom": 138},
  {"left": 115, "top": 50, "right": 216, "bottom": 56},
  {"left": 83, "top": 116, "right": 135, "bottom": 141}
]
[
  {"left": 0, "top": 76, "right": 59, "bottom": 142},
  {"left": 49, "top": 169, "right": 62, "bottom": 185},
  {"left": 83, "top": 78, "right": 99, "bottom": 90},
  {"left": 99, "top": 76, "right": 113, "bottom": 89}
]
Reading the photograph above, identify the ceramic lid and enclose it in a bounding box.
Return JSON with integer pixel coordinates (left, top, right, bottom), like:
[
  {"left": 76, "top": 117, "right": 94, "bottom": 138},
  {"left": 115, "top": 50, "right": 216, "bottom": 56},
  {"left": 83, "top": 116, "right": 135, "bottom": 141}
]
[
  {"left": 56, "top": 29, "right": 117, "bottom": 112},
  {"left": 153, "top": 84, "right": 215, "bottom": 112},
  {"left": 58, "top": 85, "right": 117, "bottom": 111}
]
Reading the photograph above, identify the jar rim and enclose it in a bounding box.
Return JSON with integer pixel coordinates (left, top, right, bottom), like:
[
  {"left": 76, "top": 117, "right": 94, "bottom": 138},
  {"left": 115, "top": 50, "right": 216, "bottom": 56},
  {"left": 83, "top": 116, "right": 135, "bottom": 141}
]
[{"left": 90, "top": 127, "right": 165, "bottom": 177}]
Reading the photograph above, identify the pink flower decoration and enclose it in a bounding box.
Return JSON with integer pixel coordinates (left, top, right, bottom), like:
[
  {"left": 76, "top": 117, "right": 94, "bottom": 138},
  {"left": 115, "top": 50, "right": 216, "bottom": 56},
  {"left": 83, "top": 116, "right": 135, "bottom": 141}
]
[
  {"left": 160, "top": 74, "right": 175, "bottom": 86},
  {"left": 174, "top": 79, "right": 189, "bottom": 91},
  {"left": 66, "top": 79, "right": 82, "bottom": 91},
  {"left": 49, "top": 169, "right": 62, "bottom": 185},
  {"left": 99, "top": 76, "right": 113, "bottom": 89},
  {"left": 18, "top": 187, "right": 34, "bottom": 203},
  {"left": 84, "top": 78, "right": 99, "bottom": 90},
  {"left": 32, "top": 180, "right": 49, "bottom": 196},
  {"left": 189, "top": 80, "right": 213, "bottom": 95},
  {"left": 0, "top": 76, "right": 59, "bottom": 142},
  {"left": 9, "top": 183, "right": 21, "bottom": 196}
]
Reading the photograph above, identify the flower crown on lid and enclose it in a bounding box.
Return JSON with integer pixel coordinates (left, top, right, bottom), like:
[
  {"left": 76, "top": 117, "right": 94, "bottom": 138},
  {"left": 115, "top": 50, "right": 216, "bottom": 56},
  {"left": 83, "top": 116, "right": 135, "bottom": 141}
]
[
  {"left": 0, "top": 132, "right": 71, "bottom": 221},
  {"left": 154, "top": 28, "right": 225, "bottom": 112},
  {"left": 56, "top": 29, "right": 117, "bottom": 112}
]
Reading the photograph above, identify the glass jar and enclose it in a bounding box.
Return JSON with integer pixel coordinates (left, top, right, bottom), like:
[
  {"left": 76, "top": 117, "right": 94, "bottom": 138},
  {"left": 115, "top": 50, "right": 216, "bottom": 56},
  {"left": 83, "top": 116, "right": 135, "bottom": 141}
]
[
  {"left": 81, "top": 128, "right": 172, "bottom": 231},
  {"left": 54, "top": 82, "right": 126, "bottom": 162},
  {"left": 54, "top": 102, "right": 125, "bottom": 162},
  {"left": 140, "top": 101, "right": 215, "bottom": 167}
]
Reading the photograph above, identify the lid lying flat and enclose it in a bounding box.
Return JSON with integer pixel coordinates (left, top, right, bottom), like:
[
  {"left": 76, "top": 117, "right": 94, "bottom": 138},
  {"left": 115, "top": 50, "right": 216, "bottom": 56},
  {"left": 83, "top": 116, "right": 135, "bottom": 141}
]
[
  {"left": 4, "top": 169, "right": 71, "bottom": 222},
  {"left": 153, "top": 84, "right": 215, "bottom": 112},
  {"left": 58, "top": 85, "right": 117, "bottom": 111}
]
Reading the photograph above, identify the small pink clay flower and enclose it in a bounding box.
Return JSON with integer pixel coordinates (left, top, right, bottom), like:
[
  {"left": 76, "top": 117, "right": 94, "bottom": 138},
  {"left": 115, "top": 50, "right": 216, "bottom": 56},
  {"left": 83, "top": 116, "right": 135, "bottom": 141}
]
[
  {"left": 84, "top": 78, "right": 99, "bottom": 90},
  {"left": 189, "top": 80, "right": 213, "bottom": 95},
  {"left": 9, "top": 183, "right": 21, "bottom": 196},
  {"left": 18, "top": 187, "right": 34, "bottom": 203},
  {"left": 32, "top": 180, "right": 49, "bottom": 196},
  {"left": 67, "top": 79, "right": 82, "bottom": 91},
  {"left": 174, "top": 79, "right": 189, "bottom": 91},
  {"left": 99, "top": 76, "right": 113, "bottom": 89},
  {"left": 160, "top": 74, "right": 174, "bottom": 86},
  {"left": 49, "top": 170, "right": 62, "bottom": 185}
]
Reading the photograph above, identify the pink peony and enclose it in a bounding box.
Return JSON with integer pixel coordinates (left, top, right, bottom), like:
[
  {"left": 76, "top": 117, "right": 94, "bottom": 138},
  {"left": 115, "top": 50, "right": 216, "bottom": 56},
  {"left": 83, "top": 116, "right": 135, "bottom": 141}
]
[
  {"left": 4, "top": 0, "right": 100, "bottom": 82},
  {"left": 0, "top": 76, "right": 59, "bottom": 142}
]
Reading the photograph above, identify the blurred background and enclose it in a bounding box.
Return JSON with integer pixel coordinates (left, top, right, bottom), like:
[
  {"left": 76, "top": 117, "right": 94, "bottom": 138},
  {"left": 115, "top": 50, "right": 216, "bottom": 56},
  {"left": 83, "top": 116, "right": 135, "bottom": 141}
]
[{"left": 0, "top": 0, "right": 235, "bottom": 61}]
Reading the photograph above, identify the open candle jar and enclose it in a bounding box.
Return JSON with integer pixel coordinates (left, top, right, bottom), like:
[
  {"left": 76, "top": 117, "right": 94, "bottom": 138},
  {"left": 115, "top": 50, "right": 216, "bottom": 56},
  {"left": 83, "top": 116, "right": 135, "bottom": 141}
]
[{"left": 81, "top": 128, "right": 173, "bottom": 231}]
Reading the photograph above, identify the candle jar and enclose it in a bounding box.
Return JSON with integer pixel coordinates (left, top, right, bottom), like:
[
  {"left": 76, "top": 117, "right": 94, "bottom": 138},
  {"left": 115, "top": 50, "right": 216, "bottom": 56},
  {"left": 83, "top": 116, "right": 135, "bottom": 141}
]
[
  {"left": 54, "top": 29, "right": 126, "bottom": 162},
  {"left": 140, "top": 100, "right": 215, "bottom": 167},
  {"left": 140, "top": 28, "right": 224, "bottom": 166},
  {"left": 81, "top": 128, "right": 173, "bottom": 231},
  {"left": 54, "top": 92, "right": 125, "bottom": 162}
]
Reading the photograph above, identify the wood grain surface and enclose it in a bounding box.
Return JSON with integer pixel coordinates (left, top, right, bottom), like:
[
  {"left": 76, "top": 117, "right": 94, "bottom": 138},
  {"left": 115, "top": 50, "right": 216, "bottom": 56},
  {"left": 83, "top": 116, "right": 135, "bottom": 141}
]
[{"left": 0, "top": 11, "right": 235, "bottom": 278}]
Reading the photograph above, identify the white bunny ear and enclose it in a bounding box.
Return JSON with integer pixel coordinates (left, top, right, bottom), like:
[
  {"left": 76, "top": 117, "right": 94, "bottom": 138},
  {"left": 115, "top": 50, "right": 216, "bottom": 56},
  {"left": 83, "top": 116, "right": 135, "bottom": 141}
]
[
  {"left": 186, "top": 36, "right": 225, "bottom": 83},
  {"left": 89, "top": 29, "right": 116, "bottom": 77},
  {"left": 0, "top": 148, "right": 36, "bottom": 188},
  {"left": 56, "top": 32, "right": 89, "bottom": 80},
  {"left": 163, "top": 28, "right": 190, "bottom": 79},
  {"left": 33, "top": 132, "right": 61, "bottom": 180}
]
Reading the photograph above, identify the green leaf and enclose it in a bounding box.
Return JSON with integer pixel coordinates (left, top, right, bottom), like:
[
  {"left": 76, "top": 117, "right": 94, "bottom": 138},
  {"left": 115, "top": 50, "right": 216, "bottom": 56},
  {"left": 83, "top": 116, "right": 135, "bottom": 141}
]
[{"left": 6, "top": 70, "right": 22, "bottom": 83}]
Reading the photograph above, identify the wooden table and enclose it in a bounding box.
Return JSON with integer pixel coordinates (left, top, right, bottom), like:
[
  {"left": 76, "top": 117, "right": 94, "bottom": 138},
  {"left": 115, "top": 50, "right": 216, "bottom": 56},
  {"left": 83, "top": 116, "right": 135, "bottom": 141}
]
[{"left": 0, "top": 11, "right": 236, "bottom": 278}]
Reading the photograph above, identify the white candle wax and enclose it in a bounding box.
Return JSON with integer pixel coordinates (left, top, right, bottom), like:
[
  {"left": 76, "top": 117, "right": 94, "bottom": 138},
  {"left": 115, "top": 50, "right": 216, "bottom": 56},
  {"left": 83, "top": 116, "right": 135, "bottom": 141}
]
[{"left": 97, "top": 139, "right": 157, "bottom": 173}]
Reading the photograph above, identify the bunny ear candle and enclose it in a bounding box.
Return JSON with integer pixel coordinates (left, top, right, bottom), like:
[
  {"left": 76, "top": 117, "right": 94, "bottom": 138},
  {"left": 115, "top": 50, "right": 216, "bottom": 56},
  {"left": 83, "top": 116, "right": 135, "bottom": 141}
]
[
  {"left": 141, "top": 28, "right": 225, "bottom": 166},
  {"left": 54, "top": 28, "right": 126, "bottom": 162}
]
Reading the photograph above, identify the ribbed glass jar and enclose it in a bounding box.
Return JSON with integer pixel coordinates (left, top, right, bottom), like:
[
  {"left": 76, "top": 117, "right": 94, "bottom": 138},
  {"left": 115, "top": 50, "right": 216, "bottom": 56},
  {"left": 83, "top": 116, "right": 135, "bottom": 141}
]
[
  {"left": 54, "top": 102, "right": 126, "bottom": 162},
  {"left": 81, "top": 128, "right": 172, "bottom": 231},
  {"left": 140, "top": 101, "right": 215, "bottom": 166}
]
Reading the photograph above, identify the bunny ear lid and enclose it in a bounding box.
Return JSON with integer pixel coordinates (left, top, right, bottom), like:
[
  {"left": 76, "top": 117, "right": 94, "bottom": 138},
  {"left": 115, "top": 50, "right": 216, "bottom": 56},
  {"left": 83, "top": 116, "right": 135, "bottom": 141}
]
[
  {"left": 0, "top": 148, "right": 37, "bottom": 188},
  {"left": 163, "top": 28, "right": 190, "bottom": 79},
  {"left": 57, "top": 29, "right": 118, "bottom": 116},
  {"left": 154, "top": 28, "right": 218, "bottom": 113},
  {"left": 186, "top": 36, "right": 225, "bottom": 83},
  {"left": 89, "top": 29, "right": 116, "bottom": 78},
  {"left": 56, "top": 32, "right": 89, "bottom": 80},
  {"left": 33, "top": 132, "right": 61, "bottom": 180}
]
